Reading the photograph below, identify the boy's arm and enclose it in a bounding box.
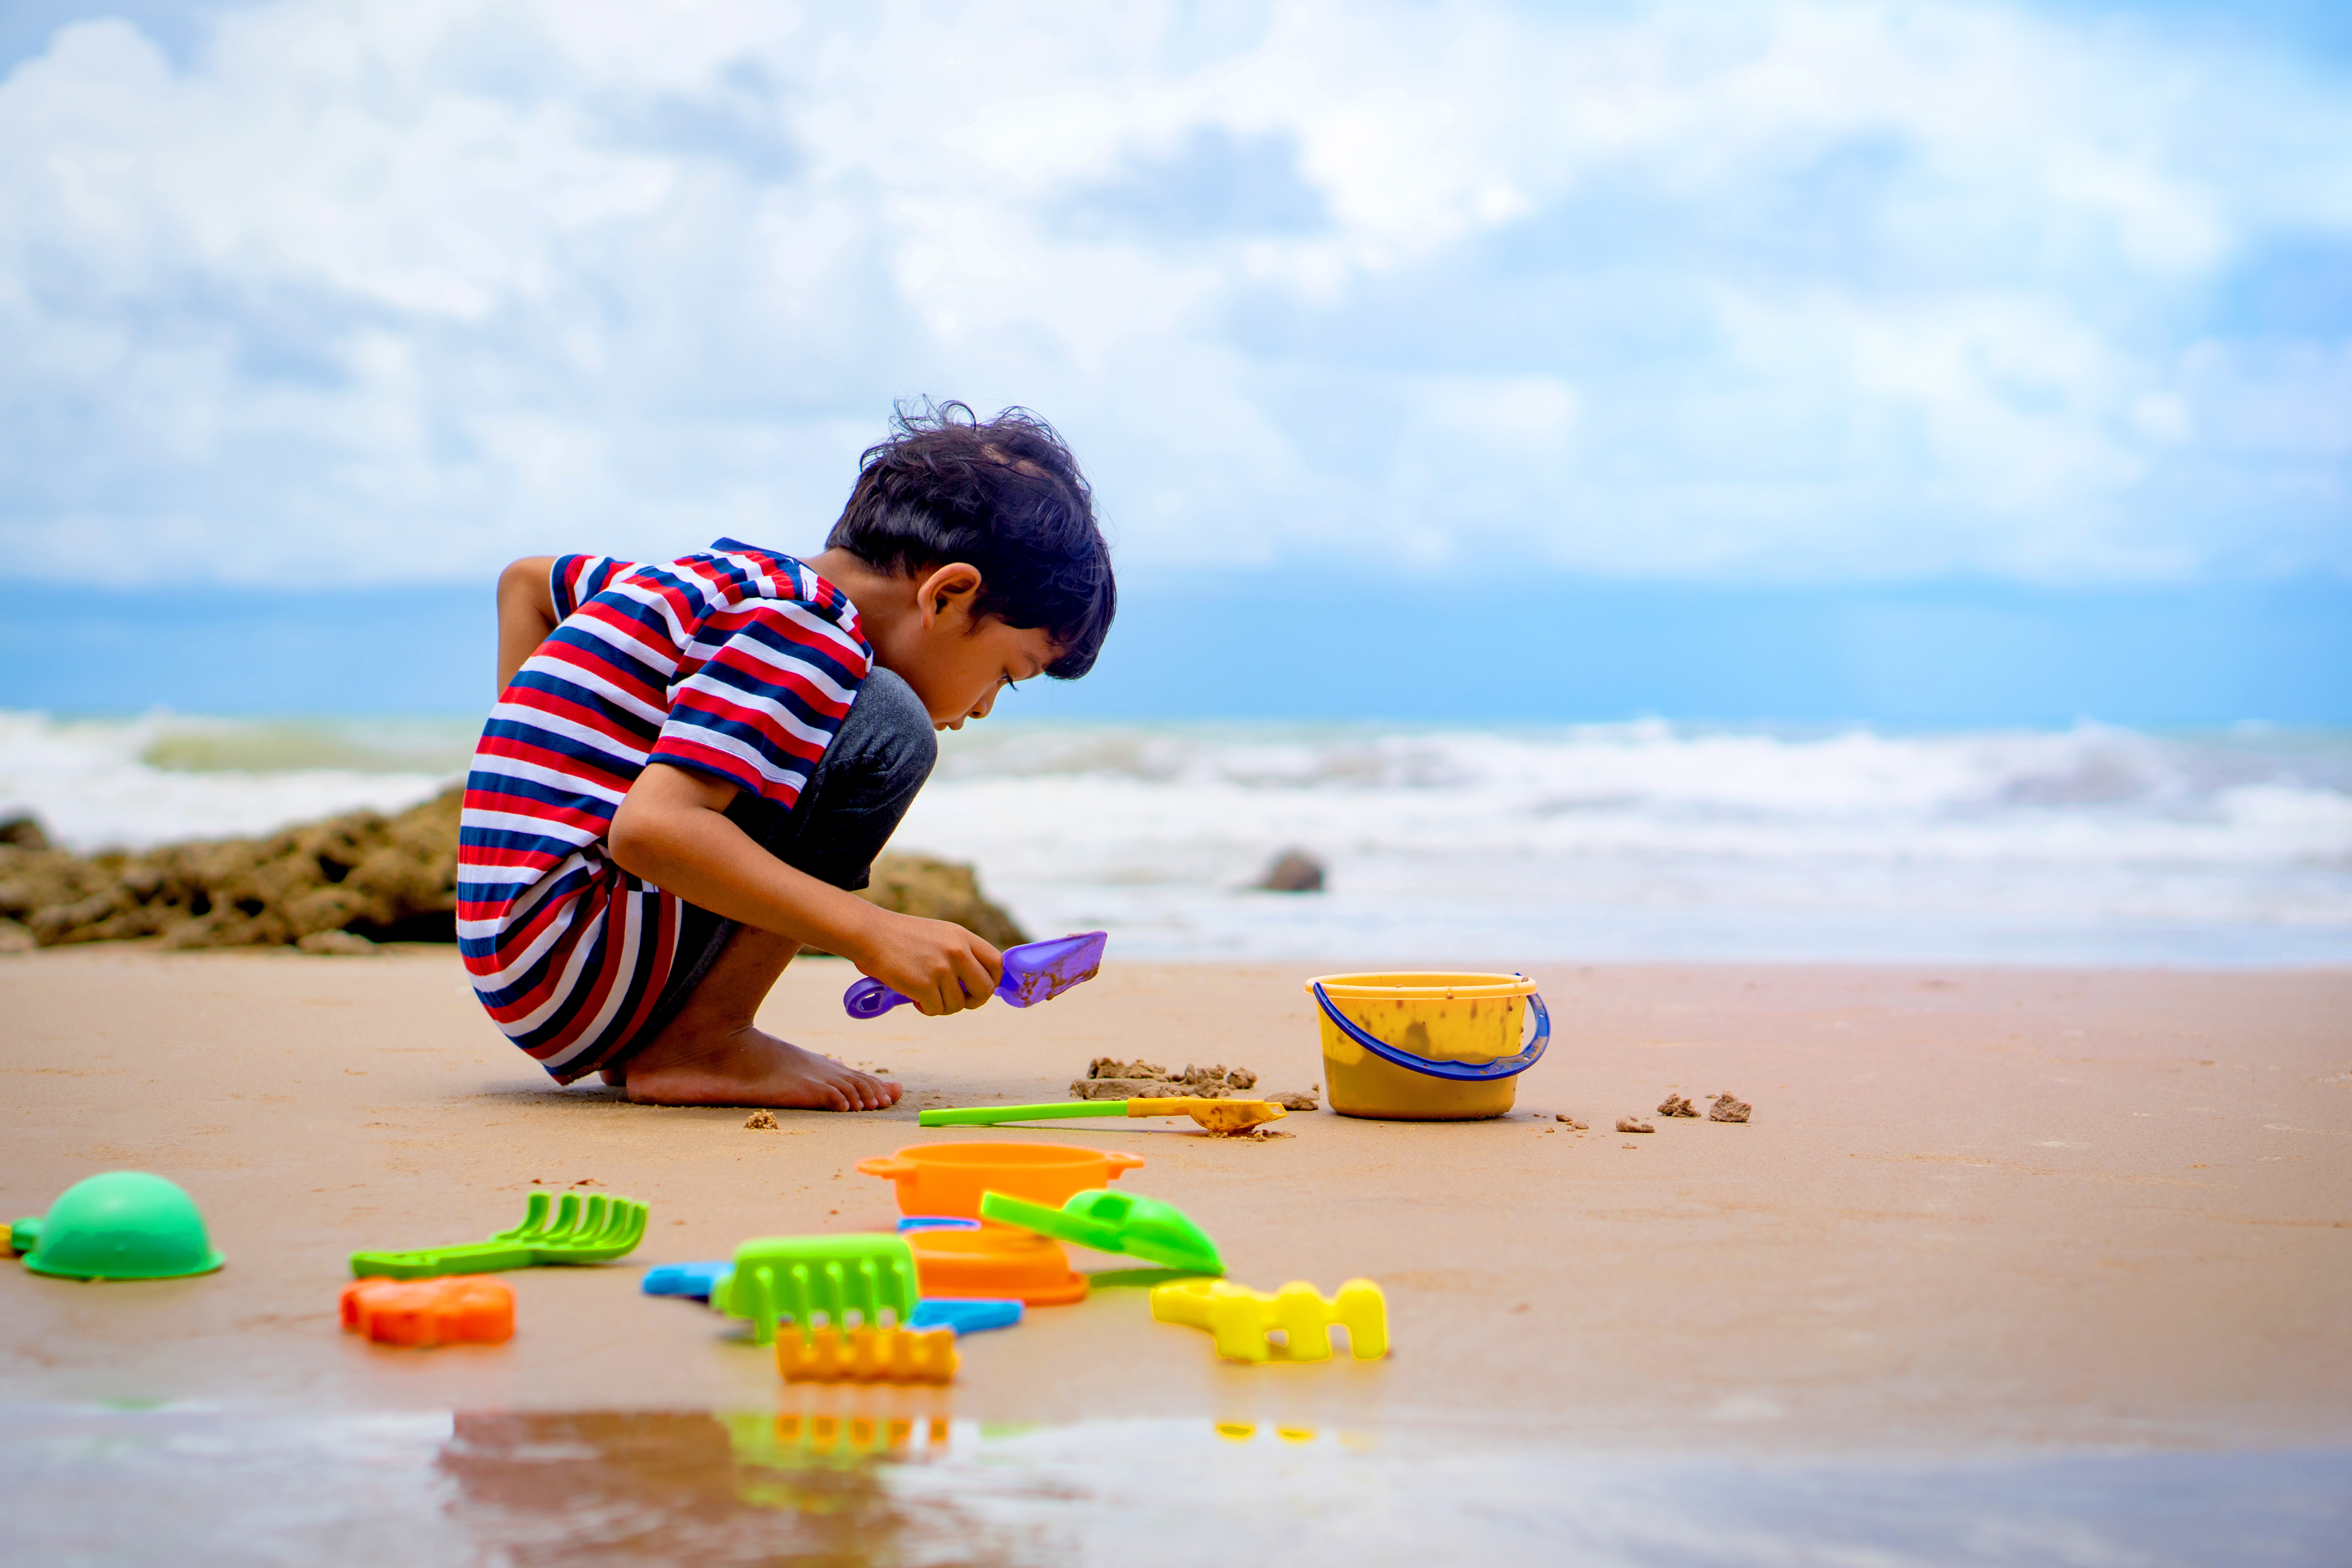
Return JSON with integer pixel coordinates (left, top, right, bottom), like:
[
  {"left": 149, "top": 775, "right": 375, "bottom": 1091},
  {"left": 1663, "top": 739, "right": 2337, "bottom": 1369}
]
[
  {"left": 495, "top": 556, "right": 561, "bottom": 694},
  {"left": 608, "top": 762, "right": 1003, "bottom": 1016}
]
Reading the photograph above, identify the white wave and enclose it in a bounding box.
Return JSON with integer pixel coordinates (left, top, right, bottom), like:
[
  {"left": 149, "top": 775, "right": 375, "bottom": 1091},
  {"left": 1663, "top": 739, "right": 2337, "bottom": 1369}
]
[
  {"left": 897, "top": 721, "right": 2352, "bottom": 966},
  {"left": 3, "top": 710, "right": 2347, "bottom": 965},
  {"left": 0, "top": 711, "right": 466, "bottom": 851}
]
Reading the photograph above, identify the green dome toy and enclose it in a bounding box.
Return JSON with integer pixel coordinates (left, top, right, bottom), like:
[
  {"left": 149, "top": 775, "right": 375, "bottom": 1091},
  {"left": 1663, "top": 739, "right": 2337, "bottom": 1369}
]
[{"left": 9, "top": 1171, "right": 225, "bottom": 1282}]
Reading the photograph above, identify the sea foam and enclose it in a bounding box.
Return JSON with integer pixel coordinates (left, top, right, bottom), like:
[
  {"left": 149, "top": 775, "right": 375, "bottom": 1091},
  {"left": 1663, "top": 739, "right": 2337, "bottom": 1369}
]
[{"left": 2, "top": 710, "right": 2345, "bottom": 966}]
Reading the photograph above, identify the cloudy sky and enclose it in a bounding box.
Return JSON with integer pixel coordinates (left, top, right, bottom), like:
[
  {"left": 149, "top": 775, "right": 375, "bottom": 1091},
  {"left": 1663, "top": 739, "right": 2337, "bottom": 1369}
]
[{"left": 1, "top": 0, "right": 2347, "bottom": 598}]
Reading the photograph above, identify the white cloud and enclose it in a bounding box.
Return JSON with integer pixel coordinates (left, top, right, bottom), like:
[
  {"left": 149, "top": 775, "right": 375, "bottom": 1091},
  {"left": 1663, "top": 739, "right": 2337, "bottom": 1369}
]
[{"left": 0, "top": 0, "right": 2346, "bottom": 587}]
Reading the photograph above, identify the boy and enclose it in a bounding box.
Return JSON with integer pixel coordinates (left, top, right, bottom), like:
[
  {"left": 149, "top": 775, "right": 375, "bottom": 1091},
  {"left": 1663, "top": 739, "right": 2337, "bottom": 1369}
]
[{"left": 456, "top": 404, "right": 1114, "bottom": 1109}]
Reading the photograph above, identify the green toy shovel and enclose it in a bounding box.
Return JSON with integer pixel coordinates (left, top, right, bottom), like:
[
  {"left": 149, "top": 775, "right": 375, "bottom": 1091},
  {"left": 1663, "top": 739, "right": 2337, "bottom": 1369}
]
[{"left": 978, "top": 1188, "right": 1224, "bottom": 1275}]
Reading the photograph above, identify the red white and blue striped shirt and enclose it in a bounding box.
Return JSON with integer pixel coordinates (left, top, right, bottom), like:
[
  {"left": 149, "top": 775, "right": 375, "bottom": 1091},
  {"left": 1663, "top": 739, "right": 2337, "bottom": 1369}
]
[{"left": 457, "top": 540, "right": 873, "bottom": 1080}]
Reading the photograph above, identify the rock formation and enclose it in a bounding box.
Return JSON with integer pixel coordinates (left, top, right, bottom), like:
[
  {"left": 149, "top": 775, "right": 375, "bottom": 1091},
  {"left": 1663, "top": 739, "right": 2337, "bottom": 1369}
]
[
  {"left": 0, "top": 789, "right": 1028, "bottom": 955},
  {"left": 1252, "top": 849, "right": 1326, "bottom": 893}
]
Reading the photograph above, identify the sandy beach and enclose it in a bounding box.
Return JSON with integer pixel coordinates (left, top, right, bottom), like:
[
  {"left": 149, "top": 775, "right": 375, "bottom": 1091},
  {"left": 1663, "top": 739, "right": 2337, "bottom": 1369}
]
[{"left": 4, "top": 944, "right": 2345, "bottom": 1459}]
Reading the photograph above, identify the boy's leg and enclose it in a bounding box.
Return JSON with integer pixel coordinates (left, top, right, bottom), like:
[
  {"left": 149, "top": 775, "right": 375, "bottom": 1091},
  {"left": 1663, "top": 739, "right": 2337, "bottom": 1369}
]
[{"left": 614, "top": 669, "right": 939, "bottom": 1109}]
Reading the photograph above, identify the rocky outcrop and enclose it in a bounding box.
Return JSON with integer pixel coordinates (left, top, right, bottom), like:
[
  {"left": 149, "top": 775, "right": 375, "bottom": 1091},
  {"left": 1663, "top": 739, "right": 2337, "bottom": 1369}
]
[
  {"left": 0, "top": 789, "right": 1028, "bottom": 955},
  {"left": 848, "top": 856, "right": 1028, "bottom": 950},
  {"left": 0, "top": 790, "right": 464, "bottom": 951}
]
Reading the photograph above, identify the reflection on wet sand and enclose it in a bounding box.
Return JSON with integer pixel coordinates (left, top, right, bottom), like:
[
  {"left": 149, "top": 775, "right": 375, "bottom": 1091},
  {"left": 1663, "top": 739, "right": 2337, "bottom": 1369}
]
[
  {"left": 438, "top": 1407, "right": 986, "bottom": 1565},
  {"left": 2, "top": 1402, "right": 2341, "bottom": 1566}
]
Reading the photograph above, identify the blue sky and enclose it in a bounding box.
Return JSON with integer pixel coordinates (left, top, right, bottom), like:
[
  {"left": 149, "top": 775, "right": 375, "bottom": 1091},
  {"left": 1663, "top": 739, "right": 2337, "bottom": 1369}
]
[{"left": 1, "top": 1, "right": 2347, "bottom": 720}]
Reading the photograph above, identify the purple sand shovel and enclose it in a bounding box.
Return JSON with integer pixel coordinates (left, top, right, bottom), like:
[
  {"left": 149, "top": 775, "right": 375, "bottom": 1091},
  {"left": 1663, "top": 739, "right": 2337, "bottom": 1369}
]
[{"left": 842, "top": 931, "right": 1108, "bottom": 1019}]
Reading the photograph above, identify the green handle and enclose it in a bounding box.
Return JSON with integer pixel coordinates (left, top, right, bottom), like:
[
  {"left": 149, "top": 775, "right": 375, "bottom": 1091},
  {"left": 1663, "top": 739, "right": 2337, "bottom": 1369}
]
[
  {"left": 917, "top": 1101, "right": 1124, "bottom": 1127},
  {"left": 348, "top": 1242, "right": 535, "bottom": 1280}
]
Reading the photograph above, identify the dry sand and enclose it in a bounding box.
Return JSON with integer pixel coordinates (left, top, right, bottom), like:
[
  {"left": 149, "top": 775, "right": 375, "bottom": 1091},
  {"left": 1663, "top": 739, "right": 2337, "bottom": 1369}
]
[{"left": 2, "top": 945, "right": 2346, "bottom": 1455}]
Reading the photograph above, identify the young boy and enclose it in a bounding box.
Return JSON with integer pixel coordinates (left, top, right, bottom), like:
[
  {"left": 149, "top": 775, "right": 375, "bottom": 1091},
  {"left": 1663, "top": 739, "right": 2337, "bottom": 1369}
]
[{"left": 456, "top": 404, "right": 1114, "bottom": 1109}]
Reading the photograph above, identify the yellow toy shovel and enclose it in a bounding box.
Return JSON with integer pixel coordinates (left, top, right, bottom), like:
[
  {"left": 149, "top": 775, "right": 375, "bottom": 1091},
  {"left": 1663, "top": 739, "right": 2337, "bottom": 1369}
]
[{"left": 918, "top": 1098, "right": 1287, "bottom": 1134}]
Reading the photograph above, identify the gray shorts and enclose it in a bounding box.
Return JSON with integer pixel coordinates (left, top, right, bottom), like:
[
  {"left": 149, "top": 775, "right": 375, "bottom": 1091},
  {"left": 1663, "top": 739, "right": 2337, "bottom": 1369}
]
[{"left": 614, "top": 665, "right": 937, "bottom": 1068}]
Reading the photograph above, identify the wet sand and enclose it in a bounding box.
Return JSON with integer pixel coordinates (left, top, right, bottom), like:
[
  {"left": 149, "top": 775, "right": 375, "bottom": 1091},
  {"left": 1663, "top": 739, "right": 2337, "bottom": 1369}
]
[{"left": 2, "top": 945, "right": 2347, "bottom": 1454}]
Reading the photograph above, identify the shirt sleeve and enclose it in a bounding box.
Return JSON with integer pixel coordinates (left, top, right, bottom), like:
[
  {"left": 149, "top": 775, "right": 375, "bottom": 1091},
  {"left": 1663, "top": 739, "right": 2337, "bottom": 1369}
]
[
  {"left": 645, "top": 598, "right": 875, "bottom": 809},
  {"left": 550, "top": 554, "right": 630, "bottom": 622}
]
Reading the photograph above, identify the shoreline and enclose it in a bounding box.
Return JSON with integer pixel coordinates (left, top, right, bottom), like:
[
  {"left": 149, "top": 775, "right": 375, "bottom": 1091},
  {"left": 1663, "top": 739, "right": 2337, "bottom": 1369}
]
[{"left": 2, "top": 945, "right": 2346, "bottom": 1457}]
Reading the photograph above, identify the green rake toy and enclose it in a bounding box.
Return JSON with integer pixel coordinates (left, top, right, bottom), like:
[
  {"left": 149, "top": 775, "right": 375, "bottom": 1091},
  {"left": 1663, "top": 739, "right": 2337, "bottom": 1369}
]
[
  {"left": 348, "top": 1191, "right": 648, "bottom": 1280},
  {"left": 710, "top": 1234, "right": 922, "bottom": 1347}
]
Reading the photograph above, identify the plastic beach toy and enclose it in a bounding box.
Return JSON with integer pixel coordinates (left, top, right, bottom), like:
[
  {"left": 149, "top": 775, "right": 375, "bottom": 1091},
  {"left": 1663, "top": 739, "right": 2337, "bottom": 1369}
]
[
  {"left": 644, "top": 1257, "right": 1018, "bottom": 1328},
  {"left": 713, "top": 1234, "right": 921, "bottom": 1347},
  {"left": 643, "top": 1260, "right": 733, "bottom": 1299},
  {"left": 912, "top": 1296, "right": 1024, "bottom": 1334},
  {"left": 920, "top": 1097, "right": 1287, "bottom": 1134},
  {"left": 905, "top": 1225, "right": 1087, "bottom": 1305},
  {"left": 1306, "top": 972, "right": 1549, "bottom": 1121},
  {"left": 777, "top": 1324, "right": 958, "bottom": 1384},
  {"left": 844, "top": 931, "right": 1107, "bottom": 1019},
  {"left": 855, "top": 1142, "right": 1143, "bottom": 1222},
  {"left": 979, "top": 1189, "right": 1224, "bottom": 1275},
  {"left": 349, "top": 1191, "right": 648, "bottom": 1279},
  {"left": 647, "top": 1260, "right": 1021, "bottom": 1334},
  {"left": 341, "top": 1275, "right": 514, "bottom": 1347},
  {"left": 10, "top": 1171, "right": 225, "bottom": 1282},
  {"left": 1151, "top": 1277, "right": 1389, "bottom": 1363}
]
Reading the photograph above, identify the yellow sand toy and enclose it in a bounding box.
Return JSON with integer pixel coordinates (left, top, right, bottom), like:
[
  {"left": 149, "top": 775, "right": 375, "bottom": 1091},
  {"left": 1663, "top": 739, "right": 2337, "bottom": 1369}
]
[
  {"left": 775, "top": 1324, "right": 959, "bottom": 1385},
  {"left": 1150, "top": 1277, "right": 1388, "bottom": 1363}
]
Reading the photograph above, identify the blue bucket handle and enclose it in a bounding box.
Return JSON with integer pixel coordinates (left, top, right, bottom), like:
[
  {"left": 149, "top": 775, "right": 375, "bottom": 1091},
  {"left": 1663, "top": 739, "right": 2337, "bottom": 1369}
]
[{"left": 1310, "top": 980, "right": 1550, "bottom": 1083}]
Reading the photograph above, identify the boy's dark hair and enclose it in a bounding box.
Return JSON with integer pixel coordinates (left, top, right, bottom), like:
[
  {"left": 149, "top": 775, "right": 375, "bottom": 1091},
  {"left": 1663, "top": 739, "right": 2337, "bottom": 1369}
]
[{"left": 827, "top": 401, "right": 1115, "bottom": 679}]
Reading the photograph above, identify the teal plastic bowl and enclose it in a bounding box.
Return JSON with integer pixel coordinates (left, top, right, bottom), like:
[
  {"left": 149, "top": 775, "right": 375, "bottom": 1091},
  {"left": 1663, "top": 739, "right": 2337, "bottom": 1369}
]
[{"left": 14, "top": 1171, "right": 225, "bottom": 1282}]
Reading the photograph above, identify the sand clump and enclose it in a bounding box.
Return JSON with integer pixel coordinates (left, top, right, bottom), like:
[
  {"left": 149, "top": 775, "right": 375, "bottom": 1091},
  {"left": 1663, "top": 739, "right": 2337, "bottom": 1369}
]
[
  {"left": 1709, "top": 1093, "right": 1752, "bottom": 1123},
  {"left": 744, "top": 1111, "right": 780, "bottom": 1130},
  {"left": 1617, "top": 1117, "right": 1655, "bottom": 1134},
  {"left": 1071, "top": 1059, "right": 1318, "bottom": 1112},
  {"left": 1554, "top": 1115, "right": 1587, "bottom": 1129},
  {"left": 0, "top": 789, "right": 1024, "bottom": 955},
  {"left": 1657, "top": 1093, "right": 1698, "bottom": 1118}
]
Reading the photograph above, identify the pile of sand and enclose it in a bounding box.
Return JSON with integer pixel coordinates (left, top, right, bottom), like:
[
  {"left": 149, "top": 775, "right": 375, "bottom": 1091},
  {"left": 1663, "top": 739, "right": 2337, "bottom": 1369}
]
[
  {"left": 1071, "top": 1058, "right": 1319, "bottom": 1111},
  {"left": 0, "top": 789, "right": 1026, "bottom": 956}
]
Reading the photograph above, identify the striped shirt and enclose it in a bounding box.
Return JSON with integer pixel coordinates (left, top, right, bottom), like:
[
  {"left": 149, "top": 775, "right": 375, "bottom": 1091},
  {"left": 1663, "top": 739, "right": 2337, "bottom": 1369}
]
[{"left": 456, "top": 540, "right": 873, "bottom": 1080}]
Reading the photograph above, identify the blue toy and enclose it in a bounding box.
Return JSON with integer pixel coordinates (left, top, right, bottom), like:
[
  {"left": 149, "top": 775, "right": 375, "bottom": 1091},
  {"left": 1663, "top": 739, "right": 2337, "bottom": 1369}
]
[{"left": 642, "top": 1259, "right": 1022, "bottom": 1334}]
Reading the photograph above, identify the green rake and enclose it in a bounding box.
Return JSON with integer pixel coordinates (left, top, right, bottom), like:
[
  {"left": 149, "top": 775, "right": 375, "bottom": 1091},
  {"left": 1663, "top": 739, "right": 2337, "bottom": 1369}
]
[
  {"left": 348, "top": 1191, "right": 649, "bottom": 1280},
  {"left": 710, "top": 1235, "right": 922, "bottom": 1347}
]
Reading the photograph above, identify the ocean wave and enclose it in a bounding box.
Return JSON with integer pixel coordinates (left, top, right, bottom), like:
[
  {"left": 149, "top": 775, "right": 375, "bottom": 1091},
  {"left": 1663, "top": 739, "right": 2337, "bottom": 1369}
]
[
  {"left": 3, "top": 710, "right": 2347, "bottom": 964},
  {"left": 0, "top": 710, "right": 466, "bottom": 851}
]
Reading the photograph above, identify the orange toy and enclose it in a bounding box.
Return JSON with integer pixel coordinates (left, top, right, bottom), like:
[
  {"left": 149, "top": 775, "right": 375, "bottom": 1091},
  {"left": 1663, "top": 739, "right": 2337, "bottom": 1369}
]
[
  {"left": 776, "top": 1325, "right": 959, "bottom": 1385},
  {"left": 340, "top": 1275, "right": 514, "bottom": 1347},
  {"left": 906, "top": 1225, "right": 1088, "bottom": 1305},
  {"left": 853, "top": 1142, "right": 1143, "bottom": 1222}
]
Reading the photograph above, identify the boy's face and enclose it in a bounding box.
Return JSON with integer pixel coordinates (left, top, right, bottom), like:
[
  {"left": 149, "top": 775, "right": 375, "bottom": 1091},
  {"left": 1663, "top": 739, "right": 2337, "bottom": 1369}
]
[{"left": 879, "top": 562, "right": 1064, "bottom": 730}]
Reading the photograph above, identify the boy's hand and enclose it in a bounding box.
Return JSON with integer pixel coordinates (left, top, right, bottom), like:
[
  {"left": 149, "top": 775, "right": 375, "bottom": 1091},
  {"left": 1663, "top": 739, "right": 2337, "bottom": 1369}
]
[{"left": 851, "top": 912, "right": 1004, "bottom": 1016}]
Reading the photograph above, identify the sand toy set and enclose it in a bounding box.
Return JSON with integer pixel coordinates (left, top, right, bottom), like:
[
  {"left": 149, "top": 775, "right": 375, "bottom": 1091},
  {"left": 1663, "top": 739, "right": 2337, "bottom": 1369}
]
[{"left": 6, "top": 942, "right": 1502, "bottom": 1385}]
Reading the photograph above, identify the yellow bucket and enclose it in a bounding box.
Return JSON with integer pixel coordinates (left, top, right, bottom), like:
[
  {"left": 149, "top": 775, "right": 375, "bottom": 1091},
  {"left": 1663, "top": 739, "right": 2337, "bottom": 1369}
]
[{"left": 1305, "top": 972, "right": 1549, "bottom": 1121}]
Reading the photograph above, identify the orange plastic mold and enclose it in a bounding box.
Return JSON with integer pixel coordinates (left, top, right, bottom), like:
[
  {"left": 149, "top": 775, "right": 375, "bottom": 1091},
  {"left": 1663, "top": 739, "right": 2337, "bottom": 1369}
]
[
  {"left": 906, "top": 1225, "right": 1088, "bottom": 1305},
  {"left": 340, "top": 1274, "right": 514, "bottom": 1347},
  {"left": 777, "top": 1325, "right": 959, "bottom": 1385},
  {"left": 853, "top": 1142, "right": 1143, "bottom": 1222}
]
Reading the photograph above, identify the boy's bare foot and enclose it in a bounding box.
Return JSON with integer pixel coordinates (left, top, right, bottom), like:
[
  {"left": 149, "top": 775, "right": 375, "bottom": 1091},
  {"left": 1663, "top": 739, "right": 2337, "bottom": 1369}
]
[
  {"left": 600, "top": 924, "right": 899, "bottom": 1109},
  {"left": 623, "top": 1022, "right": 901, "bottom": 1111}
]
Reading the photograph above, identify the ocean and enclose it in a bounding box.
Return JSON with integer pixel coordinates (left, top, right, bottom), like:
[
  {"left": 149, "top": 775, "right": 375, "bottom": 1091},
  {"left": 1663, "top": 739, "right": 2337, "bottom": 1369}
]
[{"left": 3, "top": 708, "right": 2347, "bottom": 967}]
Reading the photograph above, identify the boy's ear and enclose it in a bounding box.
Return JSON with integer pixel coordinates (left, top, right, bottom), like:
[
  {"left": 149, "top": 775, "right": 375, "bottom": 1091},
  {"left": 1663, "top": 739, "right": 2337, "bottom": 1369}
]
[{"left": 915, "top": 562, "right": 984, "bottom": 628}]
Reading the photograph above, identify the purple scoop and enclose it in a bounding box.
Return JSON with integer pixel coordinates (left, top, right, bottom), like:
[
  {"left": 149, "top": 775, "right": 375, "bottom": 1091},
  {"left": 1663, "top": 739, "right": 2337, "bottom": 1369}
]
[{"left": 842, "top": 931, "right": 1107, "bottom": 1020}]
